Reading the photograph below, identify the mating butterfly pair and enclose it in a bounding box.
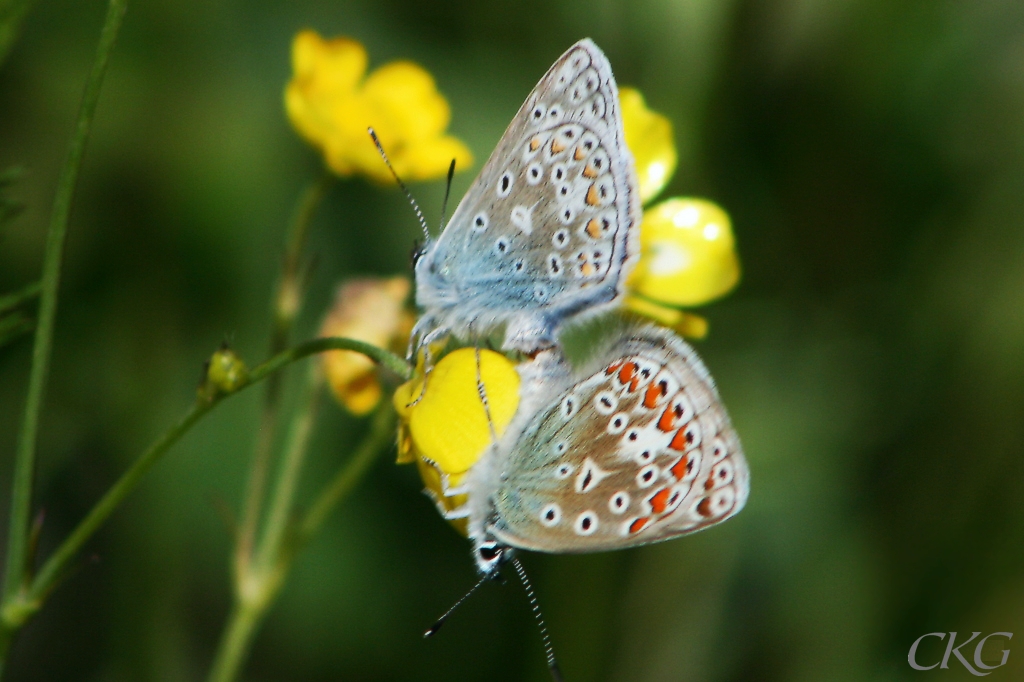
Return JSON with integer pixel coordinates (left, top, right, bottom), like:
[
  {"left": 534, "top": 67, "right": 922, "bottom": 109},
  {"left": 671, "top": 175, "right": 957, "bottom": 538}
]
[{"left": 410, "top": 39, "right": 748, "bottom": 577}]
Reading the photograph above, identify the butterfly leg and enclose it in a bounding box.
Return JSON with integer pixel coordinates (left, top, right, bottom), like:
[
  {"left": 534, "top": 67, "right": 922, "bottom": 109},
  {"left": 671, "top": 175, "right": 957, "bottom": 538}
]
[
  {"left": 420, "top": 457, "right": 472, "bottom": 519},
  {"left": 405, "top": 323, "right": 451, "bottom": 408}
]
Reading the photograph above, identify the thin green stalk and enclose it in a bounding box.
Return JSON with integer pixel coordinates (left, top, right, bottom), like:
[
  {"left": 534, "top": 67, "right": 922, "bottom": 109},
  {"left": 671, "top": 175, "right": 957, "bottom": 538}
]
[
  {"left": 0, "top": 336, "right": 408, "bottom": 667},
  {"left": 0, "top": 281, "right": 39, "bottom": 316},
  {"left": 297, "top": 406, "right": 396, "bottom": 547},
  {"left": 235, "top": 174, "right": 331, "bottom": 579},
  {"left": 3, "top": 0, "right": 127, "bottom": 605},
  {"left": 254, "top": 364, "right": 322, "bottom": 574},
  {"left": 207, "top": 402, "right": 395, "bottom": 682},
  {"left": 205, "top": 601, "right": 263, "bottom": 682}
]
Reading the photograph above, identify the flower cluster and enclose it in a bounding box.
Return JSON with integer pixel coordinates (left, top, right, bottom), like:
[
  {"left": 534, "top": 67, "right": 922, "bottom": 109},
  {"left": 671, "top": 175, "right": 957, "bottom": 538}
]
[{"left": 286, "top": 31, "right": 472, "bottom": 183}]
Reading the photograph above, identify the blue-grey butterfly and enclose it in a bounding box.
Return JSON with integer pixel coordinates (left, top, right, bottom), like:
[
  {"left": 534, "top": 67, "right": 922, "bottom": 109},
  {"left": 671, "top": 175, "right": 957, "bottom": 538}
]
[
  {"left": 424, "top": 324, "right": 749, "bottom": 577},
  {"left": 412, "top": 39, "right": 641, "bottom": 355}
]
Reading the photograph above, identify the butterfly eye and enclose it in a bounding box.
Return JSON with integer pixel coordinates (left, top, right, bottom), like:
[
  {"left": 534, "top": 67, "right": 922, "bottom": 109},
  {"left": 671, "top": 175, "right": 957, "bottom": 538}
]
[
  {"left": 410, "top": 240, "right": 425, "bottom": 268},
  {"left": 477, "top": 543, "right": 503, "bottom": 563}
]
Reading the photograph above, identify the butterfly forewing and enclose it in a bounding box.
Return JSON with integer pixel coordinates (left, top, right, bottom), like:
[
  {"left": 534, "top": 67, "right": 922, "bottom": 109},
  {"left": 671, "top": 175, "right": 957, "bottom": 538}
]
[
  {"left": 489, "top": 328, "right": 749, "bottom": 553},
  {"left": 415, "top": 39, "right": 640, "bottom": 351}
]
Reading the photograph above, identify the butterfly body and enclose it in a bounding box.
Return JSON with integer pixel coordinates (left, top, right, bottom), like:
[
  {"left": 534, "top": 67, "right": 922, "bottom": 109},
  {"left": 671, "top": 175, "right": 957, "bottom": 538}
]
[{"left": 414, "top": 39, "right": 641, "bottom": 353}]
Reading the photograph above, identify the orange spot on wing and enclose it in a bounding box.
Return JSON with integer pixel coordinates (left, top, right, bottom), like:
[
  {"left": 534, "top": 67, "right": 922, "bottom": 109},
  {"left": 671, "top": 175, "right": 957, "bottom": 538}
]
[
  {"left": 649, "top": 488, "right": 670, "bottom": 514},
  {"left": 669, "top": 426, "right": 689, "bottom": 451},
  {"left": 644, "top": 381, "right": 667, "bottom": 409},
  {"left": 705, "top": 474, "right": 716, "bottom": 491},
  {"left": 574, "top": 146, "right": 586, "bottom": 161},
  {"left": 581, "top": 261, "right": 596, "bottom": 276},
  {"left": 629, "top": 517, "right": 650, "bottom": 534},
  {"left": 628, "top": 377, "right": 641, "bottom": 392},
  {"left": 657, "top": 406, "right": 678, "bottom": 432},
  {"left": 669, "top": 455, "right": 690, "bottom": 480},
  {"left": 606, "top": 361, "right": 623, "bottom": 376},
  {"left": 697, "top": 497, "right": 712, "bottom": 517},
  {"left": 586, "top": 184, "right": 600, "bottom": 206},
  {"left": 585, "top": 218, "right": 602, "bottom": 238},
  {"left": 530, "top": 137, "right": 541, "bottom": 151},
  {"left": 583, "top": 164, "right": 599, "bottom": 179},
  {"left": 551, "top": 139, "right": 566, "bottom": 154},
  {"left": 618, "top": 362, "right": 637, "bottom": 385}
]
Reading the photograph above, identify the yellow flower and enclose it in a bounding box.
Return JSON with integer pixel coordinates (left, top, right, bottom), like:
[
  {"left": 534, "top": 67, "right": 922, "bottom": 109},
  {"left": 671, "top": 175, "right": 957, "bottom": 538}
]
[
  {"left": 619, "top": 88, "right": 741, "bottom": 338},
  {"left": 393, "top": 348, "right": 520, "bottom": 534},
  {"left": 285, "top": 31, "right": 473, "bottom": 183},
  {"left": 620, "top": 88, "right": 677, "bottom": 204},
  {"left": 320, "top": 277, "right": 414, "bottom": 415}
]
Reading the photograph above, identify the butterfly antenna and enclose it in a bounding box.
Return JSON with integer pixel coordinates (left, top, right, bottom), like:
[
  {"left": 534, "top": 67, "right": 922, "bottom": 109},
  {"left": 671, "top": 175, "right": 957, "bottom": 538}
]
[
  {"left": 512, "top": 558, "right": 563, "bottom": 682},
  {"left": 423, "top": 574, "right": 489, "bottom": 638},
  {"left": 368, "top": 127, "right": 431, "bottom": 241},
  {"left": 439, "top": 158, "right": 456, "bottom": 230}
]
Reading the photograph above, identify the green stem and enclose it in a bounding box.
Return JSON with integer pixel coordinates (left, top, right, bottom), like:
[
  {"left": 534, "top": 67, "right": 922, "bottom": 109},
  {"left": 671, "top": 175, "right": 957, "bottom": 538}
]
[
  {"left": 2, "top": 0, "right": 127, "bottom": 606},
  {"left": 206, "top": 403, "right": 396, "bottom": 682},
  {"left": 297, "top": 406, "right": 396, "bottom": 547},
  {"left": 254, "top": 364, "right": 321, "bottom": 573},
  {"left": 0, "top": 281, "right": 39, "bottom": 316},
  {"left": 0, "top": 336, "right": 408, "bottom": 666},
  {"left": 205, "top": 601, "right": 263, "bottom": 682},
  {"left": 236, "top": 174, "right": 331, "bottom": 579}
]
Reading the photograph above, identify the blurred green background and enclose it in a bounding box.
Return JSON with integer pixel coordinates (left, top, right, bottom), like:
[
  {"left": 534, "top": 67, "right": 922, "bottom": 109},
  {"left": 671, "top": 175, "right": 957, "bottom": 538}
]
[{"left": 2, "top": 0, "right": 1024, "bottom": 680}]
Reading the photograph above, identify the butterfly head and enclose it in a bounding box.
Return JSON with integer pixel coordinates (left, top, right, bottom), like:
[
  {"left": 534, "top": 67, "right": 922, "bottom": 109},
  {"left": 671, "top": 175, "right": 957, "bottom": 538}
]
[{"left": 474, "top": 537, "right": 514, "bottom": 577}]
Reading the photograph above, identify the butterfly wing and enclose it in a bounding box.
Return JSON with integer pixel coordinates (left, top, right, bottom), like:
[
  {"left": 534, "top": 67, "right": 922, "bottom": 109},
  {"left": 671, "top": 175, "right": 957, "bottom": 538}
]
[
  {"left": 415, "top": 39, "right": 641, "bottom": 351},
  {"left": 489, "top": 326, "right": 749, "bottom": 553}
]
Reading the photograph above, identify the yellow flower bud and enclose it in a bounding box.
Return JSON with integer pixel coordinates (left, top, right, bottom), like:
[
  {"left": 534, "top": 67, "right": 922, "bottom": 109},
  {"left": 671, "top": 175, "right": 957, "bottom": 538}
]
[
  {"left": 627, "top": 198, "right": 740, "bottom": 310},
  {"left": 199, "top": 346, "right": 249, "bottom": 401},
  {"left": 320, "top": 277, "right": 414, "bottom": 416},
  {"left": 285, "top": 31, "right": 473, "bottom": 183}
]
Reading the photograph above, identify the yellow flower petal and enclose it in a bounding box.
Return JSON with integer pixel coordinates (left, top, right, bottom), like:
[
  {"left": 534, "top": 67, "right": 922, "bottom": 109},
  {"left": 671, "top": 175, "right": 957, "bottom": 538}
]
[
  {"left": 401, "top": 348, "right": 520, "bottom": 476},
  {"left": 627, "top": 198, "right": 740, "bottom": 308},
  {"left": 393, "top": 349, "right": 520, "bottom": 537},
  {"left": 284, "top": 31, "right": 472, "bottom": 183},
  {"left": 620, "top": 87, "right": 678, "bottom": 204},
  {"left": 320, "top": 277, "right": 413, "bottom": 415}
]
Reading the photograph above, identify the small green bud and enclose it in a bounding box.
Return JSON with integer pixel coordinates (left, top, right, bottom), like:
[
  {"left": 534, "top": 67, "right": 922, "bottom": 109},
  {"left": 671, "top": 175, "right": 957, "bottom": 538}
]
[{"left": 199, "top": 344, "right": 249, "bottom": 401}]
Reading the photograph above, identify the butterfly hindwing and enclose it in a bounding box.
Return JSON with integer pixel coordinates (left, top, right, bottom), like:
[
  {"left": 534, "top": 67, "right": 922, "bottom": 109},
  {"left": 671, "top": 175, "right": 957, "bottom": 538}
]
[
  {"left": 488, "top": 326, "right": 749, "bottom": 553},
  {"left": 415, "top": 39, "right": 641, "bottom": 352}
]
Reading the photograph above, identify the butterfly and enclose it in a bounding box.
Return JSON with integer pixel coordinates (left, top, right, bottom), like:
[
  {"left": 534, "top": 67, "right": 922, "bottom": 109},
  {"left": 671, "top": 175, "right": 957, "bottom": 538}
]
[
  {"left": 425, "top": 324, "right": 749, "bottom": 577},
  {"left": 412, "top": 39, "right": 641, "bottom": 355}
]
